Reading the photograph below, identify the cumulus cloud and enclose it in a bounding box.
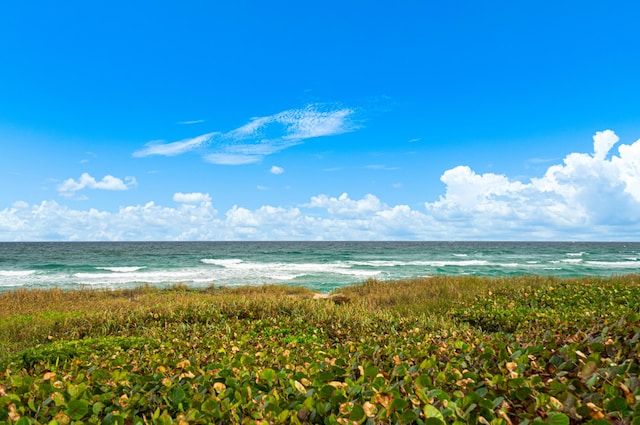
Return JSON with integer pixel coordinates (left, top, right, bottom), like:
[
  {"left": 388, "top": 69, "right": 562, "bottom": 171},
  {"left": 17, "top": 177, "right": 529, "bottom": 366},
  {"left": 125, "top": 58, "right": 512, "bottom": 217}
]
[
  {"left": 58, "top": 173, "right": 137, "bottom": 198},
  {"left": 307, "top": 193, "right": 384, "bottom": 217},
  {"left": 0, "top": 194, "right": 434, "bottom": 241},
  {"left": 270, "top": 165, "right": 284, "bottom": 175},
  {"left": 592, "top": 129, "right": 618, "bottom": 160},
  {"left": 3, "top": 130, "right": 640, "bottom": 241},
  {"left": 135, "top": 104, "right": 356, "bottom": 165},
  {"left": 173, "top": 192, "right": 212, "bottom": 204},
  {"left": 425, "top": 130, "right": 640, "bottom": 238}
]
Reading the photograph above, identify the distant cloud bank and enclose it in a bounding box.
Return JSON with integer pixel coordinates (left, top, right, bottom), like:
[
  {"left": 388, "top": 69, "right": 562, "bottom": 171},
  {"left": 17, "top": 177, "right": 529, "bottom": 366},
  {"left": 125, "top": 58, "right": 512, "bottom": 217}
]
[{"left": 3, "top": 130, "right": 640, "bottom": 241}]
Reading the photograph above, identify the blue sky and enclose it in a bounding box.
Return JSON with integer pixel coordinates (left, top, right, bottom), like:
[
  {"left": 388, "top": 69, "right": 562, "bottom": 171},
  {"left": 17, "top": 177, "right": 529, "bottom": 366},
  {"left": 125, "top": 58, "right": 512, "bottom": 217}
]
[{"left": 1, "top": 1, "right": 639, "bottom": 241}]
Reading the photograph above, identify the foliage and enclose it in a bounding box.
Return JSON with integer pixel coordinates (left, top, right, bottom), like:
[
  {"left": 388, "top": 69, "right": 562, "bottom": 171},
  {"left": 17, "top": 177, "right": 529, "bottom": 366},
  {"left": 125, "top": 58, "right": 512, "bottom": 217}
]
[{"left": 1, "top": 276, "right": 639, "bottom": 423}]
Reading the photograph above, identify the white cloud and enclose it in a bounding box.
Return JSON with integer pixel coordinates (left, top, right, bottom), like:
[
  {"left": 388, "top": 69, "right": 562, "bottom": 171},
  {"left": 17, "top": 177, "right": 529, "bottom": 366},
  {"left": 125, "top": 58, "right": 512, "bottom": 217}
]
[
  {"left": 0, "top": 194, "right": 433, "bottom": 241},
  {"left": 58, "top": 173, "right": 137, "bottom": 198},
  {"left": 278, "top": 105, "right": 354, "bottom": 140},
  {"left": 3, "top": 130, "right": 640, "bottom": 241},
  {"left": 135, "top": 104, "right": 356, "bottom": 165},
  {"left": 425, "top": 130, "right": 640, "bottom": 238},
  {"left": 173, "top": 192, "right": 212, "bottom": 204},
  {"left": 592, "top": 129, "right": 618, "bottom": 160},
  {"left": 306, "top": 193, "right": 384, "bottom": 217},
  {"left": 133, "top": 132, "right": 217, "bottom": 157},
  {"left": 270, "top": 165, "right": 284, "bottom": 175}
]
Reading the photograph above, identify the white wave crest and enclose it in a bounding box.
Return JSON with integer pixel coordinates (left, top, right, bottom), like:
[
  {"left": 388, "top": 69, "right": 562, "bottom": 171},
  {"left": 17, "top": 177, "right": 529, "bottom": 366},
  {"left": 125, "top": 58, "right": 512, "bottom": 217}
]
[
  {"left": 201, "top": 259, "right": 244, "bottom": 266},
  {"left": 0, "top": 270, "right": 36, "bottom": 277},
  {"left": 585, "top": 261, "right": 640, "bottom": 268},
  {"left": 96, "top": 266, "right": 146, "bottom": 273}
]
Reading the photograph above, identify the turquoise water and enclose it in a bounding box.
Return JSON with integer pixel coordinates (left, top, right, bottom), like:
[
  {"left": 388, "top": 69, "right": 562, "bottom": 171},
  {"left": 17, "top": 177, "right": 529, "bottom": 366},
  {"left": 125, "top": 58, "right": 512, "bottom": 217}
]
[{"left": 1, "top": 241, "right": 639, "bottom": 292}]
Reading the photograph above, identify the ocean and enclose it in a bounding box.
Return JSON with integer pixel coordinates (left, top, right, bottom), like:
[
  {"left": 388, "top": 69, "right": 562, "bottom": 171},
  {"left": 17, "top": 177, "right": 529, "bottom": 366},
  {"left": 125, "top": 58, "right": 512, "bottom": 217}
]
[{"left": 0, "top": 241, "right": 639, "bottom": 293}]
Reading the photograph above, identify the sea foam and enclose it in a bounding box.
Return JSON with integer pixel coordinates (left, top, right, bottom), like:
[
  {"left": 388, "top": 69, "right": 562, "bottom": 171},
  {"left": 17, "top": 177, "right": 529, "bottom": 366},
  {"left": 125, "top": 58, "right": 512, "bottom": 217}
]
[{"left": 0, "top": 270, "right": 36, "bottom": 277}]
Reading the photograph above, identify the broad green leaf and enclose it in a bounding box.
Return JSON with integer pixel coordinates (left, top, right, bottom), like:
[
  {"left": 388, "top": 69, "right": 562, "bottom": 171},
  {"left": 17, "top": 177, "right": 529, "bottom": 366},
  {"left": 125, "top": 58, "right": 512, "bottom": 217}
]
[
  {"left": 424, "top": 404, "right": 444, "bottom": 420},
  {"left": 170, "top": 387, "right": 186, "bottom": 404},
  {"left": 66, "top": 399, "right": 89, "bottom": 420},
  {"left": 102, "top": 413, "right": 125, "bottom": 425},
  {"left": 605, "top": 396, "right": 628, "bottom": 412},
  {"left": 545, "top": 412, "right": 569, "bottom": 425},
  {"left": 400, "top": 409, "right": 419, "bottom": 424},
  {"left": 349, "top": 404, "right": 365, "bottom": 421},
  {"left": 260, "top": 368, "right": 277, "bottom": 382}
]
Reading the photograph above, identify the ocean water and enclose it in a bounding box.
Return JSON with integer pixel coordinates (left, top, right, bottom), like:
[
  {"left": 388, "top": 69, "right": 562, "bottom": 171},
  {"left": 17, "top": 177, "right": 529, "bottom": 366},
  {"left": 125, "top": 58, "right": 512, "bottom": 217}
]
[{"left": 0, "top": 242, "right": 639, "bottom": 293}]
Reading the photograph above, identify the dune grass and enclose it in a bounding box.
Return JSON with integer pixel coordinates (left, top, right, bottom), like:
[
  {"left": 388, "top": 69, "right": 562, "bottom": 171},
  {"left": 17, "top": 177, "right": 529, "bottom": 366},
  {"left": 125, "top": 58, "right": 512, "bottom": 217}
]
[{"left": 1, "top": 275, "right": 639, "bottom": 424}]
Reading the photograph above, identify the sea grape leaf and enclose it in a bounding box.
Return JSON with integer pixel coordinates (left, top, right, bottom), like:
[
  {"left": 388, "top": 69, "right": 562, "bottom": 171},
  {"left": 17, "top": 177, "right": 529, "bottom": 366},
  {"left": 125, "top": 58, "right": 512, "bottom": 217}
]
[
  {"left": 66, "top": 398, "right": 89, "bottom": 419},
  {"left": 260, "top": 368, "right": 277, "bottom": 382},
  {"left": 545, "top": 412, "right": 569, "bottom": 425},
  {"left": 391, "top": 397, "right": 409, "bottom": 411},
  {"left": 400, "top": 409, "right": 419, "bottom": 424},
  {"left": 102, "top": 413, "right": 125, "bottom": 425},
  {"left": 170, "top": 387, "right": 186, "bottom": 404},
  {"left": 364, "top": 366, "right": 379, "bottom": 378},
  {"left": 349, "top": 404, "right": 365, "bottom": 421},
  {"left": 605, "top": 396, "right": 628, "bottom": 412},
  {"left": 424, "top": 404, "right": 444, "bottom": 420}
]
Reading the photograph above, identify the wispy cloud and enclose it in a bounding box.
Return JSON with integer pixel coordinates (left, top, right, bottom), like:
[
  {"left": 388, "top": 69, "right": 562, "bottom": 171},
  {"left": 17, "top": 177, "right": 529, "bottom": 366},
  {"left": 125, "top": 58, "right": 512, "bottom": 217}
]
[
  {"left": 408, "top": 138, "right": 422, "bottom": 143},
  {"left": 135, "top": 104, "right": 357, "bottom": 165},
  {"left": 178, "top": 119, "right": 205, "bottom": 125},
  {"left": 133, "top": 132, "right": 217, "bottom": 157},
  {"left": 203, "top": 153, "right": 261, "bottom": 165},
  {"left": 364, "top": 164, "right": 400, "bottom": 171},
  {"left": 58, "top": 173, "right": 137, "bottom": 198}
]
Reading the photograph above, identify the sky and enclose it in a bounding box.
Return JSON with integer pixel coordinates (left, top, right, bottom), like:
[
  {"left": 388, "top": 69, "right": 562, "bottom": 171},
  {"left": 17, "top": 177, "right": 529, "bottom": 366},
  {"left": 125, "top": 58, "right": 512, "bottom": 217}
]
[{"left": 1, "top": 1, "right": 639, "bottom": 241}]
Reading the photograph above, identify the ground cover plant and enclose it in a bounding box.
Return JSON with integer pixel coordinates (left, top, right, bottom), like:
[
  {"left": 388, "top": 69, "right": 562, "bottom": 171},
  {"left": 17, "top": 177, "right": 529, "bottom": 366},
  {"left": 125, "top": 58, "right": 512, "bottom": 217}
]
[{"left": 0, "top": 275, "right": 639, "bottom": 424}]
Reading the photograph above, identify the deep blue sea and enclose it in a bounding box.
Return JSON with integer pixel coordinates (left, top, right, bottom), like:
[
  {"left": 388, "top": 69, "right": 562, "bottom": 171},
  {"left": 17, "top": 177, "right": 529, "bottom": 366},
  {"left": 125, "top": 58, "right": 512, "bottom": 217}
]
[{"left": 1, "top": 242, "right": 639, "bottom": 293}]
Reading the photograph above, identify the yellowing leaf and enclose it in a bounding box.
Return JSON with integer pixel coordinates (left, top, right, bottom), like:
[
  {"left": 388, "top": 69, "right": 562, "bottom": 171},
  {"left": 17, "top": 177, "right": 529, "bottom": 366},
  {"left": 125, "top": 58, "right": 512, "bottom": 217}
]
[
  {"left": 375, "top": 392, "right": 392, "bottom": 409},
  {"left": 363, "top": 401, "right": 377, "bottom": 417},
  {"left": 213, "top": 382, "right": 226, "bottom": 393},
  {"left": 294, "top": 380, "right": 306, "bottom": 393},
  {"left": 177, "top": 359, "right": 191, "bottom": 369},
  {"left": 549, "top": 396, "right": 563, "bottom": 410}
]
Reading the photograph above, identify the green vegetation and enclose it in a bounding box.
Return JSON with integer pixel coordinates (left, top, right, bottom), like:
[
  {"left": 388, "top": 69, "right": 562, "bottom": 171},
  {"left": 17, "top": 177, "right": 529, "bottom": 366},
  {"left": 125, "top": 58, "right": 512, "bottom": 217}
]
[{"left": 1, "top": 276, "right": 639, "bottom": 424}]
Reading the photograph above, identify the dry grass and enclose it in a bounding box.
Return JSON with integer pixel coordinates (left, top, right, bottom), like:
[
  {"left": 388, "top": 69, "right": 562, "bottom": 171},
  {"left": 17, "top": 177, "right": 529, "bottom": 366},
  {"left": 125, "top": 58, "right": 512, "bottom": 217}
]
[
  {"left": 333, "top": 275, "right": 550, "bottom": 315},
  {"left": 2, "top": 275, "right": 637, "bottom": 360}
]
